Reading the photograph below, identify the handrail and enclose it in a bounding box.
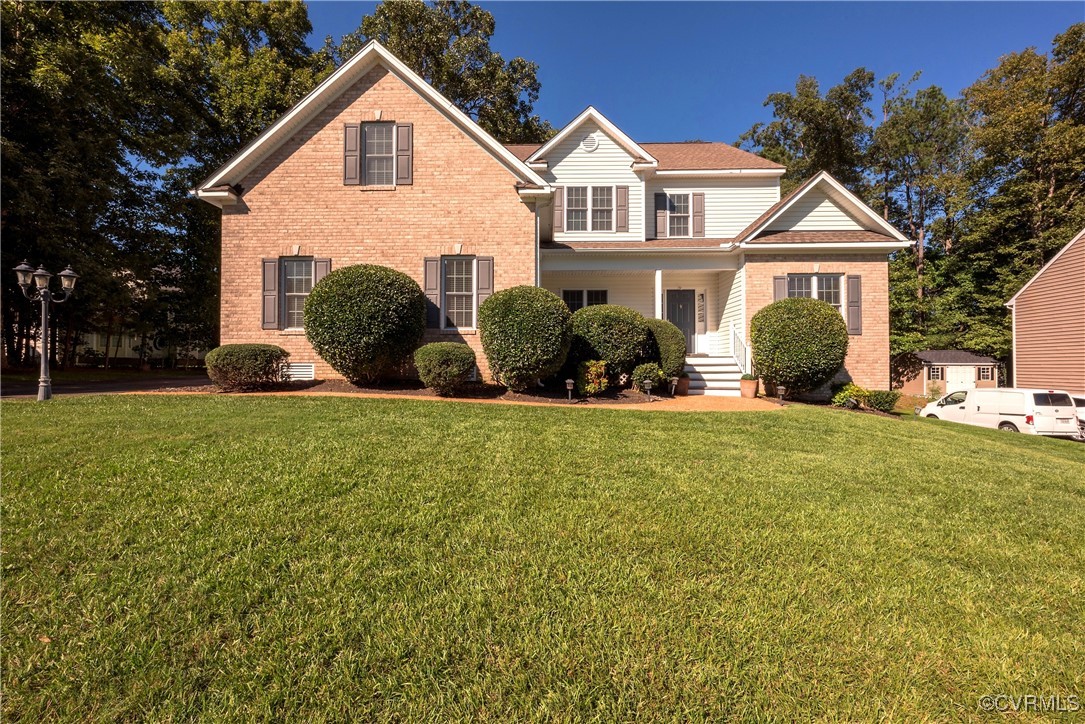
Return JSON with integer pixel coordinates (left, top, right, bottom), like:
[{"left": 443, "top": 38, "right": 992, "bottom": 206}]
[{"left": 730, "top": 322, "right": 748, "bottom": 375}]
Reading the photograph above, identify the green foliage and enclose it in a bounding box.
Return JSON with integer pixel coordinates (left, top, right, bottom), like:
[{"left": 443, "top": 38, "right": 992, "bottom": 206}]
[
  {"left": 333, "top": 0, "right": 553, "bottom": 143},
  {"left": 741, "top": 374, "right": 758, "bottom": 381},
  {"left": 575, "top": 360, "right": 608, "bottom": 397},
  {"left": 631, "top": 363, "right": 665, "bottom": 393},
  {"left": 927, "top": 383, "right": 943, "bottom": 402},
  {"left": 204, "top": 344, "right": 289, "bottom": 391},
  {"left": 865, "top": 390, "right": 902, "bottom": 413},
  {"left": 644, "top": 318, "right": 688, "bottom": 378},
  {"left": 413, "top": 342, "right": 476, "bottom": 396},
  {"left": 751, "top": 298, "right": 849, "bottom": 398},
  {"left": 478, "top": 286, "right": 571, "bottom": 391},
  {"left": 304, "top": 265, "right": 426, "bottom": 383},
  {"left": 831, "top": 383, "right": 870, "bottom": 408},
  {"left": 569, "top": 305, "right": 651, "bottom": 379}
]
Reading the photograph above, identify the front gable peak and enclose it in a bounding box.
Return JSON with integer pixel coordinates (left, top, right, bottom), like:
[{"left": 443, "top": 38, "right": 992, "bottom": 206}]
[{"left": 527, "top": 107, "right": 658, "bottom": 168}]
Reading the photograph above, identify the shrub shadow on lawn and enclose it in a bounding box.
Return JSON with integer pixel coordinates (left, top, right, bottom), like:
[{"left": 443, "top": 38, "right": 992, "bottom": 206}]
[{"left": 294, "top": 379, "right": 666, "bottom": 405}]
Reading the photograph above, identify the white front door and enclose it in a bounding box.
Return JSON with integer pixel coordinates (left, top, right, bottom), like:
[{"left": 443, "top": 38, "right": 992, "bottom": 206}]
[{"left": 945, "top": 365, "right": 975, "bottom": 392}]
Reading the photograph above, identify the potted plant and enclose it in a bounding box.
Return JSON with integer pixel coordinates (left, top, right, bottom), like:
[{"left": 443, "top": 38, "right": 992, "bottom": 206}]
[
  {"left": 740, "top": 373, "right": 758, "bottom": 399},
  {"left": 674, "top": 371, "right": 690, "bottom": 396}
]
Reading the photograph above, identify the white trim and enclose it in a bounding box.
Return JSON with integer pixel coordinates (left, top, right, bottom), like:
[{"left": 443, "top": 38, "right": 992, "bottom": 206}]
[
  {"left": 740, "top": 171, "right": 908, "bottom": 242},
  {"left": 653, "top": 169, "right": 786, "bottom": 178},
  {"left": 1005, "top": 226, "right": 1085, "bottom": 306},
  {"left": 439, "top": 256, "right": 478, "bottom": 332},
  {"left": 194, "top": 188, "right": 239, "bottom": 207},
  {"left": 527, "top": 106, "right": 658, "bottom": 167},
  {"left": 542, "top": 245, "right": 740, "bottom": 253},
  {"left": 654, "top": 270, "right": 663, "bottom": 319},
  {"left": 741, "top": 241, "right": 911, "bottom": 251},
  {"left": 197, "top": 40, "right": 547, "bottom": 194},
  {"left": 562, "top": 185, "right": 616, "bottom": 234}
]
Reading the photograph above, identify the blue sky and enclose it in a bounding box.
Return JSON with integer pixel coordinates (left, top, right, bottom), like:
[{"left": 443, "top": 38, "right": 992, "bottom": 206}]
[{"left": 306, "top": 2, "right": 1083, "bottom": 143}]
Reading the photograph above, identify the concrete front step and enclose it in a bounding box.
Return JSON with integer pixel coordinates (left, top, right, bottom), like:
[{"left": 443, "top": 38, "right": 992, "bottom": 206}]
[
  {"left": 684, "top": 356, "right": 743, "bottom": 393},
  {"left": 687, "top": 388, "right": 741, "bottom": 397}
]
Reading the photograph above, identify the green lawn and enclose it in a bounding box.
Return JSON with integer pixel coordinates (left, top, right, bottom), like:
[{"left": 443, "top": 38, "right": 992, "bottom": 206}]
[
  {"left": 2, "top": 368, "right": 205, "bottom": 384},
  {"left": 3, "top": 396, "right": 1083, "bottom": 720}
]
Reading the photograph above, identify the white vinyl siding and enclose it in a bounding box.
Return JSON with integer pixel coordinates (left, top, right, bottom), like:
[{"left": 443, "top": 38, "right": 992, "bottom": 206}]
[
  {"left": 544, "top": 120, "right": 643, "bottom": 242},
  {"left": 718, "top": 269, "right": 744, "bottom": 357},
  {"left": 766, "top": 187, "right": 865, "bottom": 232},
  {"left": 645, "top": 178, "right": 780, "bottom": 238},
  {"left": 544, "top": 272, "right": 654, "bottom": 318}
]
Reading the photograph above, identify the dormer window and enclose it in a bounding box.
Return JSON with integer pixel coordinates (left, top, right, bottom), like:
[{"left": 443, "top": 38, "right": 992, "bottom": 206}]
[
  {"left": 566, "top": 187, "right": 588, "bottom": 231},
  {"left": 592, "top": 187, "right": 613, "bottom": 231},
  {"left": 565, "top": 186, "right": 614, "bottom": 233}
]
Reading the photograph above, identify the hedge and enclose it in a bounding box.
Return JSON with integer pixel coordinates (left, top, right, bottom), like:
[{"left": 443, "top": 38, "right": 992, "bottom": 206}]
[
  {"left": 750, "top": 298, "right": 849, "bottom": 398},
  {"left": 644, "top": 318, "right": 688, "bottom": 378},
  {"left": 414, "top": 342, "right": 476, "bottom": 396},
  {"left": 304, "top": 264, "right": 426, "bottom": 384},
  {"left": 569, "top": 305, "right": 651, "bottom": 379},
  {"left": 204, "top": 344, "right": 289, "bottom": 392},
  {"left": 478, "top": 286, "right": 571, "bottom": 391}
]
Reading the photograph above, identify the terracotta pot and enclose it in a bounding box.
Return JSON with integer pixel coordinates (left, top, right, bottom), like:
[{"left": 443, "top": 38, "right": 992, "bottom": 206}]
[
  {"left": 675, "top": 376, "right": 690, "bottom": 396},
  {"left": 740, "top": 378, "right": 758, "bottom": 399}
]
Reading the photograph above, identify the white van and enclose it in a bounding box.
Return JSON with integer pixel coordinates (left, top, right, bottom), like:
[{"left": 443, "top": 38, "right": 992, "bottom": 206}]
[{"left": 919, "top": 388, "right": 1084, "bottom": 439}]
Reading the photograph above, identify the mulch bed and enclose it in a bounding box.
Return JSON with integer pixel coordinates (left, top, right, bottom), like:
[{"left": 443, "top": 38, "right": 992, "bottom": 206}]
[{"left": 151, "top": 378, "right": 671, "bottom": 405}]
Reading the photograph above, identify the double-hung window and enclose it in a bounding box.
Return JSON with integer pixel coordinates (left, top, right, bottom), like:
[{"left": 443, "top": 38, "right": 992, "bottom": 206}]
[
  {"left": 668, "top": 194, "right": 690, "bottom": 237},
  {"left": 787, "top": 274, "right": 842, "bottom": 313},
  {"left": 443, "top": 257, "right": 475, "bottom": 329},
  {"left": 283, "top": 258, "right": 314, "bottom": 329},
  {"left": 561, "top": 289, "right": 608, "bottom": 312},
  {"left": 565, "top": 186, "right": 614, "bottom": 232},
  {"left": 363, "top": 123, "right": 395, "bottom": 185}
]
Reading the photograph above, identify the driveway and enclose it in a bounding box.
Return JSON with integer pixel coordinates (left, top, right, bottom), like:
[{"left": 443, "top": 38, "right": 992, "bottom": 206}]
[{"left": 1, "top": 375, "right": 212, "bottom": 399}]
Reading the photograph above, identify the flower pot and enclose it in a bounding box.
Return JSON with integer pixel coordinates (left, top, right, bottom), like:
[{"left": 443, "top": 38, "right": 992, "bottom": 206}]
[
  {"left": 675, "top": 376, "right": 690, "bottom": 396},
  {"left": 740, "top": 378, "right": 758, "bottom": 399}
]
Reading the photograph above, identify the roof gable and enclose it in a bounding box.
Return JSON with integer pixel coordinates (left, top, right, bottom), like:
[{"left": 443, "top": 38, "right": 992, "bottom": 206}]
[
  {"left": 735, "top": 171, "right": 907, "bottom": 243},
  {"left": 527, "top": 107, "right": 657, "bottom": 167},
  {"left": 1006, "top": 227, "right": 1085, "bottom": 307},
  {"left": 196, "top": 40, "right": 546, "bottom": 200}
]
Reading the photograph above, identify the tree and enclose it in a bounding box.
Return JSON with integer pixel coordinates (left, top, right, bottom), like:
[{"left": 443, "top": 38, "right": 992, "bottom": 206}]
[
  {"left": 736, "top": 68, "right": 875, "bottom": 193},
  {"left": 331, "top": 0, "right": 553, "bottom": 143}
]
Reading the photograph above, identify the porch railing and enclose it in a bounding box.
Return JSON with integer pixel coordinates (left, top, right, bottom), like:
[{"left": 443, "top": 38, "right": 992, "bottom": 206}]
[{"left": 730, "top": 322, "right": 748, "bottom": 375}]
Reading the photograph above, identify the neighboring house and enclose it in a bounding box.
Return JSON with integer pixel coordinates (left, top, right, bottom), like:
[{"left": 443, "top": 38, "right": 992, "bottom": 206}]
[
  {"left": 195, "top": 41, "right": 910, "bottom": 394},
  {"left": 896, "top": 349, "right": 999, "bottom": 396},
  {"left": 1006, "top": 227, "right": 1085, "bottom": 395}
]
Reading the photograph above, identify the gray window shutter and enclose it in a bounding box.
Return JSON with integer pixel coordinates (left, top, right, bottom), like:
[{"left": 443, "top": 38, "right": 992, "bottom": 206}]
[
  {"left": 692, "top": 192, "right": 705, "bottom": 238},
  {"left": 616, "top": 186, "right": 629, "bottom": 232},
  {"left": 395, "top": 123, "right": 413, "bottom": 185},
  {"left": 655, "top": 193, "right": 668, "bottom": 239},
  {"left": 477, "top": 257, "right": 494, "bottom": 307},
  {"left": 314, "top": 259, "right": 331, "bottom": 285},
  {"left": 424, "top": 257, "right": 441, "bottom": 328},
  {"left": 847, "top": 275, "right": 862, "bottom": 334},
  {"left": 773, "top": 276, "right": 787, "bottom": 301},
  {"left": 553, "top": 186, "right": 564, "bottom": 233},
  {"left": 344, "top": 124, "right": 360, "bottom": 185},
  {"left": 262, "top": 259, "right": 280, "bottom": 329}
]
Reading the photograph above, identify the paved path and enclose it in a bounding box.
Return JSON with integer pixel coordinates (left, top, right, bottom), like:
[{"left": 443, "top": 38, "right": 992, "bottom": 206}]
[{"left": 1, "top": 375, "right": 212, "bottom": 399}]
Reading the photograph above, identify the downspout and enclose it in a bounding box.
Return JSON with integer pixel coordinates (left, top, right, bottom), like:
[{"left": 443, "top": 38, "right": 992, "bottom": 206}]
[{"left": 535, "top": 205, "right": 541, "bottom": 287}]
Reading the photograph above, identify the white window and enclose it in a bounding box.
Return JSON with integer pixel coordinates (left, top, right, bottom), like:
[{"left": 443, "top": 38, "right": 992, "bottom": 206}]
[
  {"left": 565, "top": 186, "right": 615, "bottom": 233},
  {"left": 979, "top": 366, "right": 993, "bottom": 381},
  {"left": 363, "top": 123, "right": 394, "bottom": 185},
  {"left": 787, "top": 274, "right": 843, "bottom": 312},
  {"left": 930, "top": 366, "right": 945, "bottom": 381},
  {"left": 669, "top": 194, "right": 690, "bottom": 237},
  {"left": 561, "top": 289, "right": 608, "bottom": 312},
  {"left": 283, "top": 258, "right": 314, "bottom": 329},
  {"left": 442, "top": 257, "right": 475, "bottom": 329}
]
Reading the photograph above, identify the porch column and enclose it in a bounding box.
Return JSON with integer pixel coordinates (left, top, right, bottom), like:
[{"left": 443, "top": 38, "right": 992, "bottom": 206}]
[{"left": 654, "top": 269, "right": 663, "bottom": 319}]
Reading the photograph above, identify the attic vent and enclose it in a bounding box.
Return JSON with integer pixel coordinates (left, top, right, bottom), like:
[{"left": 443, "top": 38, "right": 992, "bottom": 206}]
[
  {"left": 282, "top": 363, "right": 315, "bottom": 381},
  {"left": 581, "top": 134, "right": 599, "bottom": 153}
]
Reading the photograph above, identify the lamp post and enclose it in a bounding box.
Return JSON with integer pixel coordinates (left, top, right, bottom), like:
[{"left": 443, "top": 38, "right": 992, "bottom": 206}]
[
  {"left": 565, "top": 378, "right": 575, "bottom": 402},
  {"left": 13, "top": 261, "right": 79, "bottom": 401},
  {"left": 643, "top": 378, "right": 654, "bottom": 402}
]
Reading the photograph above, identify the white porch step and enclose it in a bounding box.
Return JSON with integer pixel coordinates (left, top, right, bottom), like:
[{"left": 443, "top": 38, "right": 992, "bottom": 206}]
[{"left": 683, "top": 356, "right": 742, "bottom": 394}]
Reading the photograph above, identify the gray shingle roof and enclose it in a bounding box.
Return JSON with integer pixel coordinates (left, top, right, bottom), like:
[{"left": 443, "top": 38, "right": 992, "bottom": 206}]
[{"left": 915, "top": 350, "right": 997, "bottom": 365}]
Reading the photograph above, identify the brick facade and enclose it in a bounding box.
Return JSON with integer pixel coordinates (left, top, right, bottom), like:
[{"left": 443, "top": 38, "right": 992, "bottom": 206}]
[
  {"left": 743, "top": 253, "right": 891, "bottom": 390},
  {"left": 219, "top": 66, "right": 536, "bottom": 380}
]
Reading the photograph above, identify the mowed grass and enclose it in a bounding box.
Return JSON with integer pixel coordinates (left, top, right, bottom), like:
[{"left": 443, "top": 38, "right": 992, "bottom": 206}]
[{"left": 2, "top": 396, "right": 1083, "bottom": 721}]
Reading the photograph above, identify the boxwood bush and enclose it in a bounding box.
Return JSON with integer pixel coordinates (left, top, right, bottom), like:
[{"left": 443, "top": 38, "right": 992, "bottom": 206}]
[
  {"left": 865, "top": 390, "right": 902, "bottom": 413},
  {"left": 631, "top": 362, "right": 665, "bottom": 393},
  {"left": 414, "top": 342, "right": 476, "bottom": 396},
  {"left": 569, "top": 304, "right": 651, "bottom": 379},
  {"left": 644, "top": 318, "right": 688, "bottom": 378},
  {"left": 750, "top": 298, "right": 848, "bottom": 399},
  {"left": 478, "top": 286, "right": 571, "bottom": 391},
  {"left": 205, "top": 344, "right": 289, "bottom": 392},
  {"left": 304, "top": 264, "right": 426, "bottom": 384}
]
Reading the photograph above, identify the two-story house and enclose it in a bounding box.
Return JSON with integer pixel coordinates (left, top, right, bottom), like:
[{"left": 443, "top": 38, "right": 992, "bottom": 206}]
[{"left": 196, "top": 41, "right": 909, "bottom": 394}]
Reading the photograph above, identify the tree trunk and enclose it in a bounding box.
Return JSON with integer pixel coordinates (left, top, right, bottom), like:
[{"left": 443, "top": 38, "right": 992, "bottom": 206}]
[{"left": 103, "top": 316, "right": 114, "bottom": 370}]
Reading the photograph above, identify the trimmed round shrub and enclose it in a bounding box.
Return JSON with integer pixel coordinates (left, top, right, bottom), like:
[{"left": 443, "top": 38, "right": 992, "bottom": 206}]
[
  {"left": 569, "top": 304, "right": 651, "bottom": 379},
  {"left": 414, "top": 342, "right": 476, "bottom": 396},
  {"left": 304, "top": 264, "right": 426, "bottom": 383},
  {"left": 478, "top": 286, "right": 571, "bottom": 391},
  {"left": 205, "top": 344, "right": 289, "bottom": 391},
  {"left": 750, "top": 298, "right": 849, "bottom": 398},
  {"left": 644, "top": 317, "right": 688, "bottom": 378},
  {"left": 631, "top": 362, "right": 665, "bottom": 392},
  {"left": 865, "top": 390, "right": 902, "bottom": 413}
]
